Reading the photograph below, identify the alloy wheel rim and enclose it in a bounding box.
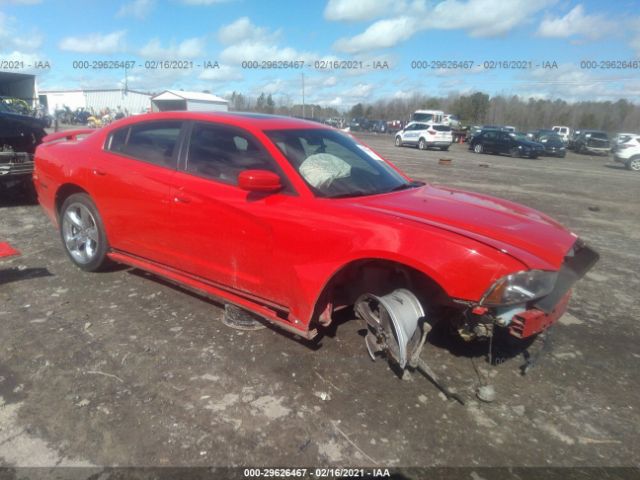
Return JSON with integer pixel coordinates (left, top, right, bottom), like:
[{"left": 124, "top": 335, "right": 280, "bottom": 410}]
[
  {"left": 62, "top": 203, "right": 99, "bottom": 264},
  {"left": 630, "top": 158, "right": 640, "bottom": 171}
]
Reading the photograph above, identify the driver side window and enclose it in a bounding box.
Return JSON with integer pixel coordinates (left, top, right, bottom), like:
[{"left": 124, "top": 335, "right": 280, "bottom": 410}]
[{"left": 186, "top": 123, "right": 278, "bottom": 186}]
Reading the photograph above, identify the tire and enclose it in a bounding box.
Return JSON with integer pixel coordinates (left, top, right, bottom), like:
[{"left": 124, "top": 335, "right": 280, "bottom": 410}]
[
  {"left": 509, "top": 147, "right": 520, "bottom": 158},
  {"left": 59, "top": 193, "right": 110, "bottom": 271},
  {"left": 418, "top": 138, "right": 427, "bottom": 150},
  {"left": 440, "top": 146, "right": 449, "bottom": 151},
  {"left": 628, "top": 156, "right": 640, "bottom": 171},
  {"left": 395, "top": 136, "right": 402, "bottom": 147},
  {"left": 473, "top": 143, "right": 483, "bottom": 154}
]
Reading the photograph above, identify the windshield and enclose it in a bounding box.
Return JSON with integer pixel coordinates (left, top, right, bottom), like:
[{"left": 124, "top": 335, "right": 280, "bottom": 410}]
[
  {"left": 412, "top": 113, "right": 436, "bottom": 122},
  {"left": 265, "top": 129, "right": 413, "bottom": 198}
]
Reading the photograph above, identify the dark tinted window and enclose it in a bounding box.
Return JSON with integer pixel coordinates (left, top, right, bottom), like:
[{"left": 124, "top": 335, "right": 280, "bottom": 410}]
[
  {"left": 483, "top": 131, "right": 497, "bottom": 140},
  {"left": 433, "top": 125, "right": 451, "bottom": 132},
  {"left": 186, "top": 123, "right": 278, "bottom": 186},
  {"left": 110, "top": 121, "right": 182, "bottom": 168}
]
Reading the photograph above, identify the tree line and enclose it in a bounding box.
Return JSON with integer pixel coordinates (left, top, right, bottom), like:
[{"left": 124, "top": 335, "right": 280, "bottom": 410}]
[{"left": 225, "top": 90, "right": 640, "bottom": 133}]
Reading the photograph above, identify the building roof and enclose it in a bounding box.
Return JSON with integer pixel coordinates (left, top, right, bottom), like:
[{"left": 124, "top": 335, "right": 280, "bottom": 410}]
[
  {"left": 41, "top": 88, "right": 153, "bottom": 96},
  {"left": 151, "top": 90, "right": 228, "bottom": 103}
]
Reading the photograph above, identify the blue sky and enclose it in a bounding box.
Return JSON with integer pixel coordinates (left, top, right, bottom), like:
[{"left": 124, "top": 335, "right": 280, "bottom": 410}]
[{"left": 1, "top": 0, "right": 639, "bottom": 109}]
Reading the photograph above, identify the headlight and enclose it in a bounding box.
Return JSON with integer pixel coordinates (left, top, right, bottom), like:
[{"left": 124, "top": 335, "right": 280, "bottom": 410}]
[{"left": 481, "top": 270, "right": 558, "bottom": 306}]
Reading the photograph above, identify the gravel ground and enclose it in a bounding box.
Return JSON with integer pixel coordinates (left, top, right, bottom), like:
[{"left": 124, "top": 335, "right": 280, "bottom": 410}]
[{"left": 0, "top": 133, "right": 639, "bottom": 473}]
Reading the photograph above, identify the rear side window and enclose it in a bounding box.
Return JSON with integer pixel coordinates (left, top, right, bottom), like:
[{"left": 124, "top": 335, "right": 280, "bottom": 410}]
[
  {"left": 106, "top": 121, "right": 183, "bottom": 168},
  {"left": 433, "top": 125, "right": 451, "bottom": 132}
]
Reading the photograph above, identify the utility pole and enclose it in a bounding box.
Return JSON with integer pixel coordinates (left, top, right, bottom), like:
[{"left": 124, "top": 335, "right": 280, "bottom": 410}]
[{"left": 301, "top": 72, "right": 305, "bottom": 118}]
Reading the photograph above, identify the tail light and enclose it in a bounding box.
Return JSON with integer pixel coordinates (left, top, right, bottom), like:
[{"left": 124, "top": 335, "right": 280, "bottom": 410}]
[{"left": 428, "top": 130, "right": 436, "bottom": 135}]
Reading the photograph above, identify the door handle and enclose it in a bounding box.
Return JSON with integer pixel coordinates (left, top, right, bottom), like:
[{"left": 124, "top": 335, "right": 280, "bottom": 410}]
[{"left": 92, "top": 169, "right": 106, "bottom": 176}]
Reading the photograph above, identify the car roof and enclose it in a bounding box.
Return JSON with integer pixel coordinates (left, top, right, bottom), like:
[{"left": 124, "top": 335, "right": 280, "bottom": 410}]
[{"left": 109, "top": 111, "right": 333, "bottom": 132}]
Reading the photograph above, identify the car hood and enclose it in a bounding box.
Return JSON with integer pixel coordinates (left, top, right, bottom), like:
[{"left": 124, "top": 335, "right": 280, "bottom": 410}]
[{"left": 354, "top": 184, "right": 576, "bottom": 269}]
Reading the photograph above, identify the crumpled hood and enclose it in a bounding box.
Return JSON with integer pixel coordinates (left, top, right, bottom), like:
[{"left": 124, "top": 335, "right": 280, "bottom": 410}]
[{"left": 355, "top": 184, "right": 577, "bottom": 269}]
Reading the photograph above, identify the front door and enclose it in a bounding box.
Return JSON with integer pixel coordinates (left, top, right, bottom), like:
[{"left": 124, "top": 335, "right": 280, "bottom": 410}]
[{"left": 167, "top": 122, "right": 296, "bottom": 305}]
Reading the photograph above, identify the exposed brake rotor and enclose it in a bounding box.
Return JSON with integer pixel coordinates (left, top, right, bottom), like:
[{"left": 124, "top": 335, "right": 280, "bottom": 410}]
[
  {"left": 355, "top": 288, "right": 426, "bottom": 369},
  {"left": 355, "top": 288, "right": 464, "bottom": 405}
]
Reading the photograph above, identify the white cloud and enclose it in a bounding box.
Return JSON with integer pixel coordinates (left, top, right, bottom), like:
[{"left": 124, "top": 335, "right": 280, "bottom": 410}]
[
  {"left": 344, "top": 83, "right": 374, "bottom": 98},
  {"left": 139, "top": 37, "right": 205, "bottom": 58},
  {"left": 59, "top": 31, "right": 127, "bottom": 54},
  {"left": 0, "top": 11, "right": 42, "bottom": 50},
  {"left": 198, "top": 65, "right": 243, "bottom": 82},
  {"left": 323, "top": 76, "right": 338, "bottom": 87},
  {"left": 334, "top": 16, "right": 420, "bottom": 53},
  {"left": 220, "top": 42, "right": 301, "bottom": 63},
  {"left": 217, "top": 17, "right": 316, "bottom": 65},
  {"left": 218, "top": 16, "right": 275, "bottom": 45},
  {"left": 537, "top": 5, "right": 613, "bottom": 40},
  {"left": 424, "top": 0, "right": 555, "bottom": 37},
  {"left": 117, "top": 0, "right": 155, "bottom": 19},
  {"left": 324, "top": 0, "right": 400, "bottom": 22},
  {"left": 517, "top": 63, "right": 632, "bottom": 101},
  {"left": 334, "top": 0, "right": 555, "bottom": 53}
]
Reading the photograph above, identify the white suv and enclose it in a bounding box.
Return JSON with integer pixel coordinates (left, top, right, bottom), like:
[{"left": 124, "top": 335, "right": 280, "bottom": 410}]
[
  {"left": 395, "top": 122, "right": 453, "bottom": 151},
  {"left": 613, "top": 134, "right": 640, "bottom": 171}
]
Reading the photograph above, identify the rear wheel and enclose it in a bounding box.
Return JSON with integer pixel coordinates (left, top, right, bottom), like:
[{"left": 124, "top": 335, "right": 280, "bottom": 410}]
[
  {"left": 628, "top": 156, "right": 640, "bottom": 171},
  {"left": 395, "top": 136, "right": 402, "bottom": 147},
  {"left": 473, "top": 143, "right": 483, "bottom": 154},
  {"left": 59, "top": 193, "right": 110, "bottom": 271}
]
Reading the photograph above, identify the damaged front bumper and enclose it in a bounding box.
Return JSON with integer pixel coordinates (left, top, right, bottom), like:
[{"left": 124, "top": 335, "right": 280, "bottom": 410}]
[{"left": 462, "top": 240, "right": 599, "bottom": 340}]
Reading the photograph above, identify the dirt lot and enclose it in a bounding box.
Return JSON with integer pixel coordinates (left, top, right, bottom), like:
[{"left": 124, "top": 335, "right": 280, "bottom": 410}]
[{"left": 0, "top": 133, "right": 639, "bottom": 473}]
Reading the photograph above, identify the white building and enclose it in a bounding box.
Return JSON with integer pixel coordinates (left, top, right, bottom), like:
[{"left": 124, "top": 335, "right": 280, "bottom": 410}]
[
  {"left": 40, "top": 89, "right": 153, "bottom": 115},
  {"left": 151, "top": 90, "right": 228, "bottom": 112}
]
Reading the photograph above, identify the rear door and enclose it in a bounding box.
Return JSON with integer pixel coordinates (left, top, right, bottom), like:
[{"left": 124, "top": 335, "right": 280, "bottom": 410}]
[{"left": 90, "top": 120, "right": 184, "bottom": 262}]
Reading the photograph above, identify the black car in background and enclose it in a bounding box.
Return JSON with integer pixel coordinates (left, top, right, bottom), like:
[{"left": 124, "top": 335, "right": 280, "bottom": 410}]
[
  {"left": 532, "top": 132, "right": 567, "bottom": 158},
  {"left": 571, "top": 130, "right": 610, "bottom": 155},
  {"left": 0, "top": 108, "right": 47, "bottom": 197},
  {"left": 470, "top": 130, "right": 544, "bottom": 159}
]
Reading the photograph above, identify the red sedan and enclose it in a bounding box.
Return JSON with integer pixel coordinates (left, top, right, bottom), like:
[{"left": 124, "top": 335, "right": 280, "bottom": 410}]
[{"left": 33, "top": 112, "right": 598, "bottom": 370}]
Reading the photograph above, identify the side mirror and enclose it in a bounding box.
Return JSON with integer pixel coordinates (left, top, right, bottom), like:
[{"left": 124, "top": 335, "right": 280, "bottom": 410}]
[{"left": 238, "top": 170, "right": 282, "bottom": 193}]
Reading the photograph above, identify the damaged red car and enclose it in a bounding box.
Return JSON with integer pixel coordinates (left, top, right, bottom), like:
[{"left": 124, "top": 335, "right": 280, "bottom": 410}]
[{"left": 33, "top": 112, "right": 598, "bottom": 372}]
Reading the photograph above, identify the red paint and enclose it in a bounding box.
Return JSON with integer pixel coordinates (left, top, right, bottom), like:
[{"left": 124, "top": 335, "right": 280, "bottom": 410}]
[
  {"left": 509, "top": 291, "right": 571, "bottom": 338},
  {"left": 34, "top": 112, "right": 582, "bottom": 335}
]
